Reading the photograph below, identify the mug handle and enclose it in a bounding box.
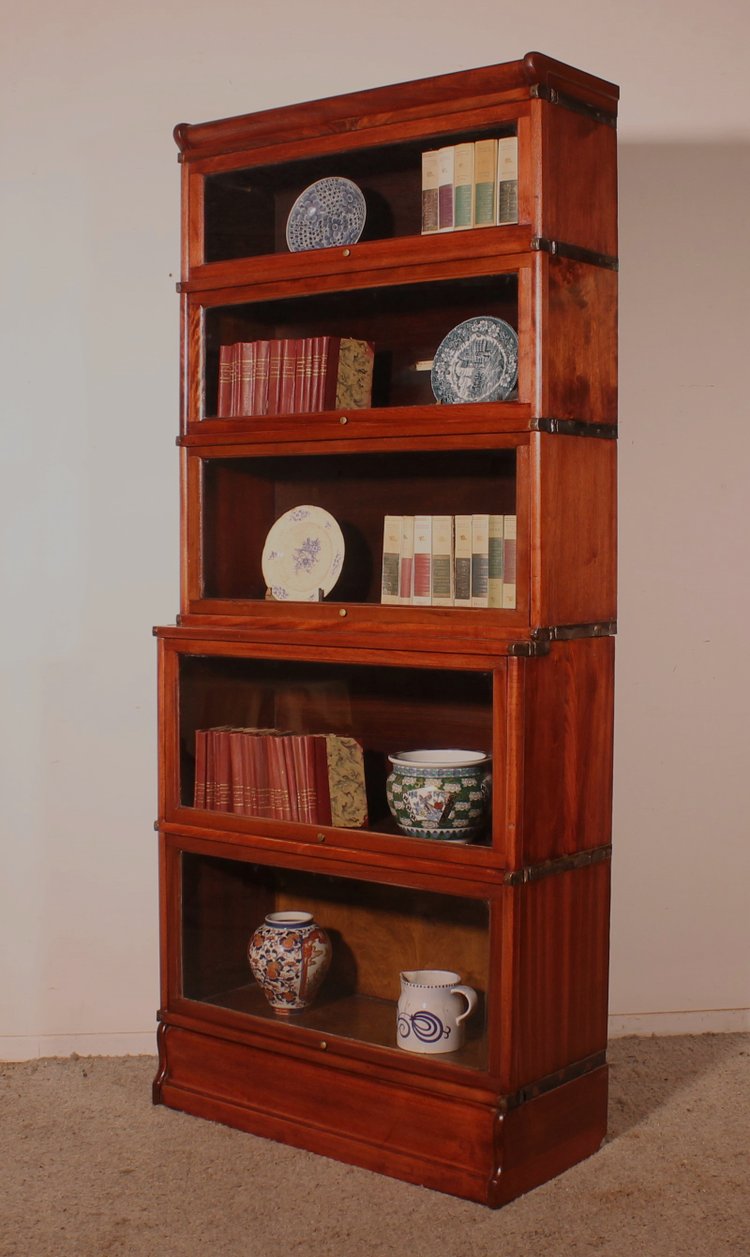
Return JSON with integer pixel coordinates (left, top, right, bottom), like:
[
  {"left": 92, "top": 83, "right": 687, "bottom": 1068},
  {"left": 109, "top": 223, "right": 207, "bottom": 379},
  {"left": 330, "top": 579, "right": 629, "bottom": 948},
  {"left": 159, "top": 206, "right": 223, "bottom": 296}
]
[{"left": 451, "top": 985, "right": 478, "bottom": 1024}]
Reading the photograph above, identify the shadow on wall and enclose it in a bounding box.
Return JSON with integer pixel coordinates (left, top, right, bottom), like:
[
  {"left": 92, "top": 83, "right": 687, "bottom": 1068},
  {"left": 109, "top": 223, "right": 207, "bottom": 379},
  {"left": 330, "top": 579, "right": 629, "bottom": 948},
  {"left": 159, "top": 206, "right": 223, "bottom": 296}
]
[
  {"left": 618, "top": 139, "right": 750, "bottom": 447},
  {"left": 610, "top": 142, "right": 750, "bottom": 1029}
]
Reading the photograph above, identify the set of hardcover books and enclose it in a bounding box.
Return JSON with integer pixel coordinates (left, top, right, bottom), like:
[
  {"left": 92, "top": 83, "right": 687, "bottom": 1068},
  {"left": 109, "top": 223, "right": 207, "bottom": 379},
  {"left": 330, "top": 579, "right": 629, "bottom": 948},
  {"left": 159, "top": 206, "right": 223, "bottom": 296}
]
[
  {"left": 381, "top": 514, "right": 517, "bottom": 608},
  {"left": 216, "top": 336, "right": 374, "bottom": 418},
  {"left": 421, "top": 136, "right": 518, "bottom": 234},
  {"left": 193, "top": 727, "right": 368, "bottom": 828}
]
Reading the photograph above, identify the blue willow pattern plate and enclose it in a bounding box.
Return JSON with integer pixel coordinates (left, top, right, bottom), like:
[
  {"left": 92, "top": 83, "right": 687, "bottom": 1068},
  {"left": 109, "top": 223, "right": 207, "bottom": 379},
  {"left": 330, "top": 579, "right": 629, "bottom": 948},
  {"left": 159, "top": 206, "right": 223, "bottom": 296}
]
[
  {"left": 431, "top": 316, "right": 519, "bottom": 404},
  {"left": 286, "top": 177, "right": 366, "bottom": 252},
  {"left": 262, "top": 505, "right": 345, "bottom": 601}
]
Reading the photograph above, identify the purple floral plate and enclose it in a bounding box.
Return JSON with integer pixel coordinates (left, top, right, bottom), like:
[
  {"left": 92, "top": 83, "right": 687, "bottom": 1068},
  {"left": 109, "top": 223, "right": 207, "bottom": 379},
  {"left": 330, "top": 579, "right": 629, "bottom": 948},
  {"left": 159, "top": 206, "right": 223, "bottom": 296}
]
[{"left": 262, "top": 504, "right": 345, "bottom": 601}]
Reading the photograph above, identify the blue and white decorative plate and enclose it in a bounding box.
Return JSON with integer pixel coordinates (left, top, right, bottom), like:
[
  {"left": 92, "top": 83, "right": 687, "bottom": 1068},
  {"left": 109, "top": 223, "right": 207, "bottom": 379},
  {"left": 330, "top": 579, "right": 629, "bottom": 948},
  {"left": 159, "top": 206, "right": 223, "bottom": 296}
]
[
  {"left": 431, "top": 316, "right": 519, "bottom": 404},
  {"left": 286, "top": 177, "right": 366, "bottom": 252},
  {"left": 262, "top": 505, "right": 345, "bottom": 601}
]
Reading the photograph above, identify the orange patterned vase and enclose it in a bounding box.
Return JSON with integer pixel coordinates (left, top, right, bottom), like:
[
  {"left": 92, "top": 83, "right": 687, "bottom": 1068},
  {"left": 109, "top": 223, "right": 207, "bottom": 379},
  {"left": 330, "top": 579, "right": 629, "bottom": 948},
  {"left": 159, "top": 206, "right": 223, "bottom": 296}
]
[{"left": 248, "top": 911, "right": 332, "bottom": 1015}]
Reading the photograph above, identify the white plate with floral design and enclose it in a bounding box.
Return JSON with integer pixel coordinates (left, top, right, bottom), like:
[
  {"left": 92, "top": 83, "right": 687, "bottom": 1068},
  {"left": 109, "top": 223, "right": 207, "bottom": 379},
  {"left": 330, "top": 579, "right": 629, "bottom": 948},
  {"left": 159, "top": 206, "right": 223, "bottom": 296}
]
[{"left": 262, "top": 505, "right": 345, "bottom": 601}]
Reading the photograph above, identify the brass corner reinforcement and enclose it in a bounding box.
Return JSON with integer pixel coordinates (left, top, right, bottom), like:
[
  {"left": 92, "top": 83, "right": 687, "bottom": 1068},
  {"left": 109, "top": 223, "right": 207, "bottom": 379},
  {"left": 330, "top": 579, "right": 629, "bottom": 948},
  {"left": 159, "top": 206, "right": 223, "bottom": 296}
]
[
  {"left": 503, "top": 844, "right": 612, "bottom": 887},
  {"left": 531, "top": 236, "right": 619, "bottom": 271},
  {"left": 507, "top": 639, "right": 551, "bottom": 657},
  {"left": 529, "top": 81, "right": 617, "bottom": 129},
  {"left": 531, "top": 417, "right": 618, "bottom": 440},
  {"left": 532, "top": 622, "right": 617, "bottom": 642}
]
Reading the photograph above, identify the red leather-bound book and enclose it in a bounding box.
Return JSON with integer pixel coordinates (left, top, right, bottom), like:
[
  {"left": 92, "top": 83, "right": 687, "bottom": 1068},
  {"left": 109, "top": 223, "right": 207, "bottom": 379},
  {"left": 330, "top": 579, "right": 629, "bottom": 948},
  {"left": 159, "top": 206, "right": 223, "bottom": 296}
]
[
  {"left": 309, "top": 335, "right": 326, "bottom": 411},
  {"left": 318, "top": 336, "right": 340, "bottom": 411},
  {"left": 252, "top": 340, "right": 270, "bottom": 417},
  {"left": 266, "top": 340, "right": 284, "bottom": 416},
  {"left": 217, "top": 344, "right": 235, "bottom": 418},
  {"left": 279, "top": 339, "right": 297, "bottom": 415},
  {"left": 235, "top": 343, "right": 254, "bottom": 415},
  {"left": 296, "top": 337, "right": 311, "bottom": 414},
  {"left": 312, "top": 735, "right": 332, "bottom": 825},
  {"left": 267, "top": 735, "right": 291, "bottom": 821},
  {"left": 281, "top": 735, "right": 300, "bottom": 821},
  {"left": 228, "top": 729, "right": 245, "bottom": 813},
  {"left": 193, "top": 729, "right": 207, "bottom": 808}
]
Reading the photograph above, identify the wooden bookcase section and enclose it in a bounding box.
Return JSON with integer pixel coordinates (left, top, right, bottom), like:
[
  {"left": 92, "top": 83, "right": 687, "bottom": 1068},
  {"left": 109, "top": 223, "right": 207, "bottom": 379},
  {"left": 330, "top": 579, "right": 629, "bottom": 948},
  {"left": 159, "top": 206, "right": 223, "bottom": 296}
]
[{"left": 154, "top": 51, "right": 618, "bottom": 1207}]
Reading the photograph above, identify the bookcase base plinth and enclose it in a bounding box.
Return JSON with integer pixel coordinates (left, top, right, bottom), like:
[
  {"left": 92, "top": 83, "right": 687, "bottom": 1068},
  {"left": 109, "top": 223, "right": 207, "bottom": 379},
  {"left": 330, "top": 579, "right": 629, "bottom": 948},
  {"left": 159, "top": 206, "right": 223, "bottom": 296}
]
[{"left": 153, "top": 1020, "right": 608, "bottom": 1207}]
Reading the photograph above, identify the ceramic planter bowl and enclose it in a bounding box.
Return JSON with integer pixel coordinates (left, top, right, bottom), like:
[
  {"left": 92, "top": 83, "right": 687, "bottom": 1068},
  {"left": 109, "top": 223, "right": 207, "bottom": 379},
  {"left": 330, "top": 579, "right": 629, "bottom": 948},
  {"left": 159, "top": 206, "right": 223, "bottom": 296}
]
[{"left": 385, "top": 749, "right": 491, "bottom": 841}]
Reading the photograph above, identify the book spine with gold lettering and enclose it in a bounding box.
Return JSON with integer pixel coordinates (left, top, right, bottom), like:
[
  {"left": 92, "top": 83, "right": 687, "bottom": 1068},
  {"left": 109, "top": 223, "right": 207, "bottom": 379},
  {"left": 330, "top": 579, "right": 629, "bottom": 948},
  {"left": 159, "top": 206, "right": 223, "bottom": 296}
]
[
  {"left": 381, "top": 514, "right": 402, "bottom": 604},
  {"left": 454, "top": 514, "right": 473, "bottom": 607},
  {"left": 502, "top": 514, "right": 517, "bottom": 609},
  {"left": 496, "top": 136, "right": 518, "bottom": 225},
  {"left": 488, "top": 514, "right": 505, "bottom": 608},
  {"left": 453, "top": 142, "right": 475, "bottom": 230},
  {"left": 399, "top": 515, "right": 415, "bottom": 604},
  {"left": 238, "top": 342, "right": 256, "bottom": 416},
  {"left": 431, "top": 515, "right": 454, "bottom": 606},
  {"left": 412, "top": 514, "right": 432, "bottom": 605},
  {"left": 474, "top": 138, "right": 497, "bottom": 227},
  {"left": 437, "top": 145, "right": 455, "bottom": 232},
  {"left": 421, "top": 149, "right": 440, "bottom": 234},
  {"left": 217, "top": 344, "right": 235, "bottom": 417}
]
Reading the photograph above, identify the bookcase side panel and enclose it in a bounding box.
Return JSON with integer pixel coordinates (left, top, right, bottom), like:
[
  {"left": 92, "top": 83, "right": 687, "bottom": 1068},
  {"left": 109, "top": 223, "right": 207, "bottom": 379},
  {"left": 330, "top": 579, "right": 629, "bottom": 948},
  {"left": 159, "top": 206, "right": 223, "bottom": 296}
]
[
  {"left": 503, "top": 860, "right": 611, "bottom": 1092},
  {"left": 185, "top": 166, "right": 204, "bottom": 277},
  {"left": 534, "top": 100, "right": 618, "bottom": 258},
  {"left": 532, "top": 432, "right": 617, "bottom": 627},
  {"left": 520, "top": 637, "right": 615, "bottom": 864},
  {"left": 535, "top": 255, "right": 618, "bottom": 426}
]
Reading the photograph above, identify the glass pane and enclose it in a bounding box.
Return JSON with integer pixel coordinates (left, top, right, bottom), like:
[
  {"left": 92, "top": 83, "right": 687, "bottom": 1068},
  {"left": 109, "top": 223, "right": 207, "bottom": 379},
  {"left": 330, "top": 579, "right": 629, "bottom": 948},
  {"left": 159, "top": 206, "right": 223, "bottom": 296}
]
[
  {"left": 203, "top": 273, "right": 519, "bottom": 417},
  {"left": 181, "top": 852, "right": 491, "bottom": 1070},
  {"left": 201, "top": 447, "right": 517, "bottom": 604},
  {"left": 203, "top": 126, "right": 518, "bottom": 263},
  {"left": 178, "top": 654, "right": 495, "bottom": 844}
]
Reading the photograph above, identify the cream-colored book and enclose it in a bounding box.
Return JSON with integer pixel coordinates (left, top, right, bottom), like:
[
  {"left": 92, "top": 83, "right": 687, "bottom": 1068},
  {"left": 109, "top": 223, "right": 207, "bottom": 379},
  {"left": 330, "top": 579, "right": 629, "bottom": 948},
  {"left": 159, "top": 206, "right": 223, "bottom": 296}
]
[
  {"left": 488, "top": 514, "right": 505, "bottom": 608},
  {"left": 471, "top": 514, "right": 490, "bottom": 608},
  {"left": 421, "top": 150, "right": 440, "bottom": 234},
  {"left": 453, "top": 142, "right": 475, "bottom": 230},
  {"left": 454, "top": 514, "right": 473, "bottom": 607},
  {"left": 412, "top": 514, "right": 433, "bottom": 605},
  {"left": 398, "top": 515, "right": 415, "bottom": 604},
  {"left": 496, "top": 136, "right": 519, "bottom": 225},
  {"left": 381, "top": 515, "right": 402, "bottom": 604},
  {"left": 437, "top": 146, "right": 455, "bottom": 232},
  {"left": 473, "top": 138, "right": 497, "bottom": 227},
  {"left": 501, "top": 514, "right": 517, "bottom": 609},
  {"left": 431, "top": 515, "right": 454, "bottom": 606}
]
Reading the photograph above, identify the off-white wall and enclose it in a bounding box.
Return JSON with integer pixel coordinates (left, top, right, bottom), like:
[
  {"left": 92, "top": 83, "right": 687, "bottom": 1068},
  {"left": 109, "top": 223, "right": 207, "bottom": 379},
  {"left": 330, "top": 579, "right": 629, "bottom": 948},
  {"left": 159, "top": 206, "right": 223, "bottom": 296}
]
[{"left": 1, "top": 0, "right": 748, "bottom": 1059}]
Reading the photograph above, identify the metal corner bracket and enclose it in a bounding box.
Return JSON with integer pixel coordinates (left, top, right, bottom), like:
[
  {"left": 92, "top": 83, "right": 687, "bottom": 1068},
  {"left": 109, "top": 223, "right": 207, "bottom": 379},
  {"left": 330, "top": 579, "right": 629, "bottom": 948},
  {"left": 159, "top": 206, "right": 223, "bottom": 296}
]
[{"left": 529, "top": 82, "right": 618, "bottom": 130}]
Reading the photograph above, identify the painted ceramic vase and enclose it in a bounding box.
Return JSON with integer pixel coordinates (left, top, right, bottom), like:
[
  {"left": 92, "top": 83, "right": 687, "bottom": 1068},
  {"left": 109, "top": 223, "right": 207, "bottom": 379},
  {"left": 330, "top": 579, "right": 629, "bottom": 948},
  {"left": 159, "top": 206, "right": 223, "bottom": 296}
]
[
  {"left": 397, "top": 969, "right": 478, "bottom": 1054},
  {"left": 248, "top": 911, "right": 332, "bottom": 1015},
  {"left": 386, "top": 749, "right": 491, "bottom": 841}
]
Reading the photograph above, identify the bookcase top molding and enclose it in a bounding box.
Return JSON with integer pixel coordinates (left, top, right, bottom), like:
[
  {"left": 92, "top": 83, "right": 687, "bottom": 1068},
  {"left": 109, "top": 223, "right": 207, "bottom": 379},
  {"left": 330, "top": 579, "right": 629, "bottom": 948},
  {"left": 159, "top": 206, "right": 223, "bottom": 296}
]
[{"left": 173, "top": 52, "right": 619, "bottom": 161}]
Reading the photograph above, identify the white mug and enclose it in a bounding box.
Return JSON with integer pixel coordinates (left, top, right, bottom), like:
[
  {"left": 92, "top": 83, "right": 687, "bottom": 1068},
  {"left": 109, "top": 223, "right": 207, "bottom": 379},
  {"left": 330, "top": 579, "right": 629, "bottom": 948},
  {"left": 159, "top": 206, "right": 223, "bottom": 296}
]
[{"left": 396, "top": 969, "right": 478, "bottom": 1054}]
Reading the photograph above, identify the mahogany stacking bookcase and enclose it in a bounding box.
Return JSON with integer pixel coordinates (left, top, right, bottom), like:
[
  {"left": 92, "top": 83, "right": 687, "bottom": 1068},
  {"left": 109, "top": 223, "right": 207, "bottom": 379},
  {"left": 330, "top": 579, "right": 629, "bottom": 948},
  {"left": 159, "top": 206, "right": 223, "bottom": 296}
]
[{"left": 153, "top": 52, "right": 618, "bottom": 1207}]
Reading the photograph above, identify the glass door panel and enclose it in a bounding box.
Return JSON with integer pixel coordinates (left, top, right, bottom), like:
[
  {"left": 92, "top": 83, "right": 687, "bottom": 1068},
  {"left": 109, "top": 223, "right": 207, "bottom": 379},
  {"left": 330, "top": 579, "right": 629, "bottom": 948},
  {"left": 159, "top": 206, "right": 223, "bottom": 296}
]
[
  {"left": 199, "top": 446, "right": 517, "bottom": 605},
  {"left": 202, "top": 272, "right": 519, "bottom": 418},
  {"left": 203, "top": 124, "right": 519, "bottom": 263},
  {"left": 180, "top": 851, "right": 491, "bottom": 1070},
  {"left": 177, "top": 653, "right": 495, "bottom": 844}
]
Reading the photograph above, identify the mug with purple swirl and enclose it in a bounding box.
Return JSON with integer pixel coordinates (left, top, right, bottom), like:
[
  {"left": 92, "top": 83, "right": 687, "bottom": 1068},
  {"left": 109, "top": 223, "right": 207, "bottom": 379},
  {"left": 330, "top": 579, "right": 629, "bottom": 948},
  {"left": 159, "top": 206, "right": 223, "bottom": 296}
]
[{"left": 396, "top": 969, "right": 478, "bottom": 1055}]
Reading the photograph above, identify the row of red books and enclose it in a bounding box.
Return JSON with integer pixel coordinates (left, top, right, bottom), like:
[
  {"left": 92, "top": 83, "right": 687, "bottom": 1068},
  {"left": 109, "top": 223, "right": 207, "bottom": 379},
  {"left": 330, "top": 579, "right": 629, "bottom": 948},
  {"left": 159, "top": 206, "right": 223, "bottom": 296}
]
[
  {"left": 216, "top": 335, "right": 374, "bottom": 418},
  {"left": 193, "top": 726, "right": 368, "bottom": 828}
]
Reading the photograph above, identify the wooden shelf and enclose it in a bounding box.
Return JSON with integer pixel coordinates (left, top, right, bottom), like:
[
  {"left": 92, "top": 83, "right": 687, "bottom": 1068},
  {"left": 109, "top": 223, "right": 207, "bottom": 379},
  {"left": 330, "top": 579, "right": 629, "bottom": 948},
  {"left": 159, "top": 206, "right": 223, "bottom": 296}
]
[{"left": 189, "top": 984, "right": 488, "bottom": 1072}]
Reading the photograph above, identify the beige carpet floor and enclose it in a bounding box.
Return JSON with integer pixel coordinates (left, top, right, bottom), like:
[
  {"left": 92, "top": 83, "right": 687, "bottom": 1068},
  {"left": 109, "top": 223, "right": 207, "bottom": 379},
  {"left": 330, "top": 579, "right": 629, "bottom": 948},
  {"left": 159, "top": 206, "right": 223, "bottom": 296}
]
[{"left": 1, "top": 1034, "right": 747, "bottom": 1257}]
